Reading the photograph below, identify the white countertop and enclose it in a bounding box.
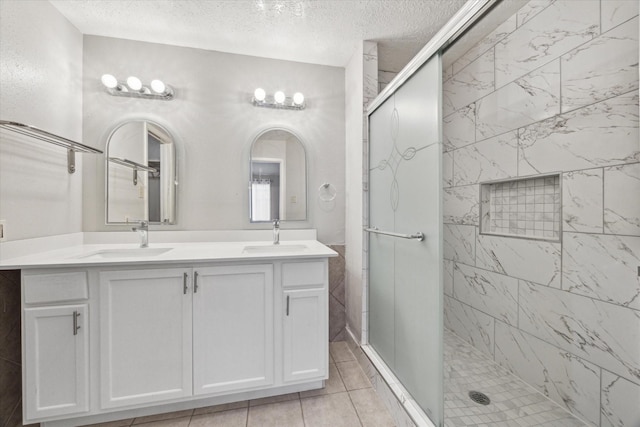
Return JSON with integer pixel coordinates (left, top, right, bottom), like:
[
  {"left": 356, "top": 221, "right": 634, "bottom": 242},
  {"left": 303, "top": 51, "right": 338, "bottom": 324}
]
[{"left": 0, "top": 240, "right": 338, "bottom": 269}]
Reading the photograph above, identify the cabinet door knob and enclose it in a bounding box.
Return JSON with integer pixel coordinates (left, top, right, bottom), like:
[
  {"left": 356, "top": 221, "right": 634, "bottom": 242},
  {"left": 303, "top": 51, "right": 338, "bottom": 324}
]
[
  {"left": 73, "top": 311, "right": 81, "bottom": 336},
  {"left": 194, "top": 271, "right": 199, "bottom": 293},
  {"left": 183, "top": 272, "right": 189, "bottom": 294},
  {"left": 286, "top": 295, "right": 290, "bottom": 316}
]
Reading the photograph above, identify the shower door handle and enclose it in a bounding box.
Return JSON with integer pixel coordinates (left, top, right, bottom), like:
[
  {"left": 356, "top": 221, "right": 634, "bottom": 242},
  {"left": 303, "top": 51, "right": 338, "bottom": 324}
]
[{"left": 365, "top": 227, "right": 424, "bottom": 241}]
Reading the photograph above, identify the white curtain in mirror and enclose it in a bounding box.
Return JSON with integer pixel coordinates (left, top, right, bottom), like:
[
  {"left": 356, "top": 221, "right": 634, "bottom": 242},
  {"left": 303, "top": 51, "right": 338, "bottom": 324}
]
[
  {"left": 249, "top": 129, "right": 306, "bottom": 222},
  {"left": 251, "top": 180, "right": 271, "bottom": 222}
]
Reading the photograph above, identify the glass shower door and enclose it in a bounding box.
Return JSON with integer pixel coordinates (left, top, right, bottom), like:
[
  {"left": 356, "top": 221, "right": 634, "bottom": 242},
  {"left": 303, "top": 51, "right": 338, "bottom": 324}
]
[{"left": 368, "top": 53, "right": 443, "bottom": 425}]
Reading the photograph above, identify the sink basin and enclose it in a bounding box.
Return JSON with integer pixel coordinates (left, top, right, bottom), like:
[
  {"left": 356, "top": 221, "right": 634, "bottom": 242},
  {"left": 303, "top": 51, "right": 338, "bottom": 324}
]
[
  {"left": 76, "top": 248, "right": 173, "bottom": 259},
  {"left": 242, "top": 244, "right": 308, "bottom": 254}
]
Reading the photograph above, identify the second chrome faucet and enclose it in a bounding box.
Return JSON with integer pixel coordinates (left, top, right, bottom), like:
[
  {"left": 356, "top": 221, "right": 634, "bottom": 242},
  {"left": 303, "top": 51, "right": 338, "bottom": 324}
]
[
  {"left": 132, "top": 220, "right": 149, "bottom": 248},
  {"left": 273, "top": 219, "right": 280, "bottom": 245}
]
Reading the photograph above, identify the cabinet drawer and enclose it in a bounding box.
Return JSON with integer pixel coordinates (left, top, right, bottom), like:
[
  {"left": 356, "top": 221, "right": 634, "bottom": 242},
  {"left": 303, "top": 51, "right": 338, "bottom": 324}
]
[
  {"left": 282, "top": 261, "right": 325, "bottom": 288},
  {"left": 24, "top": 272, "right": 88, "bottom": 304}
]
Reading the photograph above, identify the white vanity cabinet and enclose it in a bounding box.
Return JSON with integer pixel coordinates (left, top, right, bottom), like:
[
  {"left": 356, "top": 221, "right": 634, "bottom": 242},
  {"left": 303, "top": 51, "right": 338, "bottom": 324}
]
[
  {"left": 22, "top": 271, "right": 90, "bottom": 421},
  {"left": 100, "top": 264, "right": 275, "bottom": 407},
  {"left": 193, "top": 265, "right": 274, "bottom": 395},
  {"left": 20, "top": 256, "right": 329, "bottom": 427},
  {"left": 282, "top": 261, "right": 328, "bottom": 382},
  {"left": 99, "top": 268, "right": 193, "bottom": 408}
]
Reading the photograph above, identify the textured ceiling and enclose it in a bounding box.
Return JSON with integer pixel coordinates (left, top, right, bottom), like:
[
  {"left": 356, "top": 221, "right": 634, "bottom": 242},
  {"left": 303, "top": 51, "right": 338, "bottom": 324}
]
[{"left": 49, "top": 0, "right": 466, "bottom": 71}]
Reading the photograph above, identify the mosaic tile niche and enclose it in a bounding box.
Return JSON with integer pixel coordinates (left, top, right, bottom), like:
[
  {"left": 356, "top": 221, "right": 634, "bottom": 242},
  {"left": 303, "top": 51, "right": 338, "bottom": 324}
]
[{"left": 480, "top": 175, "right": 561, "bottom": 241}]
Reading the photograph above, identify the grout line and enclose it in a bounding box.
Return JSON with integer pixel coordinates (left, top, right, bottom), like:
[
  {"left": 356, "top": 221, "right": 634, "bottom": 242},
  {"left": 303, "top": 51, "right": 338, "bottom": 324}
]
[
  {"left": 517, "top": 279, "right": 520, "bottom": 330},
  {"left": 346, "top": 388, "right": 365, "bottom": 427},
  {"left": 473, "top": 225, "right": 477, "bottom": 267},
  {"left": 599, "top": 0, "right": 603, "bottom": 36},
  {"left": 562, "top": 228, "right": 640, "bottom": 239},
  {"left": 492, "top": 47, "right": 497, "bottom": 93},
  {"left": 601, "top": 13, "right": 639, "bottom": 36},
  {"left": 602, "top": 166, "right": 606, "bottom": 234},
  {"left": 559, "top": 51, "right": 563, "bottom": 113},
  {"left": 548, "top": 87, "right": 638, "bottom": 122},
  {"left": 559, "top": 180, "right": 564, "bottom": 291},
  {"left": 446, "top": 294, "right": 515, "bottom": 332},
  {"left": 298, "top": 398, "right": 306, "bottom": 427},
  {"left": 492, "top": 315, "right": 496, "bottom": 358},
  {"left": 516, "top": 128, "right": 520, "bottom": 178},
  {"left": 450, "top": 260, "right": 456, "bottom": 298},
  {"left": 601, "top": 365, "right": 640, "bottom": 387},
  {"left": 3, "top": 398, "right": 21, "bottom": 427},
  {"left": 599, "top": 366, "right": 603, "bottom": 427}
]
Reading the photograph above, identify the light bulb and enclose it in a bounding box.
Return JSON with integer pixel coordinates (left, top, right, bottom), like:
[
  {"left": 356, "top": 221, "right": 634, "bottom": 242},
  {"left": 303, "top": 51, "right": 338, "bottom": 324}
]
[
  {"left": 274, "top": 91, "right": 285, "bottom": 104},
  {"left": 126, "top": 76, "right": 142, "bottom": 91},
  {"left": 150, "top": 79, "right": 165, "bottom": 94},
  {"left": 101, "top": 74, "right": 118, "bottom": 89},
  {"left": 254, "top": 88, "right": 266, "bottom": 102},
  {"left": 293, "top": 92, "right": 304, "bottom": 105}
]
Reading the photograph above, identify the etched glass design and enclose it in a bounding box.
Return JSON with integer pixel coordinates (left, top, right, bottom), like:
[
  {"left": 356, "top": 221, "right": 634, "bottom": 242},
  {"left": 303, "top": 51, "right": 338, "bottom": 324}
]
[{"left": 368, "top": 55, "right": 443, "bottom": 424}]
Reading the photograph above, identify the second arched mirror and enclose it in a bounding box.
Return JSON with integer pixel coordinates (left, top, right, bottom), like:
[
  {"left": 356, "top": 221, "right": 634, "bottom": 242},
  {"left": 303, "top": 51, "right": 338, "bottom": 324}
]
[{"left": 249, "top": 129, "right": 306, "bottom": 222}]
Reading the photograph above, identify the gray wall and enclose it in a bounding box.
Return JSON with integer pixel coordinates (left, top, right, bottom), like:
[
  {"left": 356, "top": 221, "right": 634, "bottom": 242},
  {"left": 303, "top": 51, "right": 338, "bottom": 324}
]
[
  {"left": 82, "top": 36, "right": 346, "bottom": 244},
  {"left": 0, "top": 0, "right": 83, "bottom": 241},
  {"left": 442, "top": 1, "right": 639, "bottom": 425}
]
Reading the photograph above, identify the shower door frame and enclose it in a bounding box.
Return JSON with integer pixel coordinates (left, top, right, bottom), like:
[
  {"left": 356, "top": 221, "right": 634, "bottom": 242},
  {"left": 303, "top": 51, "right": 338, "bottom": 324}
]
[{"left": 360, "top": 1, "right": 494, "bottom": 426}]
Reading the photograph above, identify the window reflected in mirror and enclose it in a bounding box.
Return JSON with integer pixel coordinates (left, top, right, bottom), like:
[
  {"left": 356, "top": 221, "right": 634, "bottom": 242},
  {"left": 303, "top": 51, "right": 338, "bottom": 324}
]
[{"left": 249, "top": 129, "right": 306, "bottom": 222}]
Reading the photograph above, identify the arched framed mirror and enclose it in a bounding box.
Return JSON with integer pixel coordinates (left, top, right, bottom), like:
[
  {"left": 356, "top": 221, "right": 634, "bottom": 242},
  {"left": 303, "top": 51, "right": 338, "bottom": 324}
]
[
  {"left": 105, "top": 120, "right": 176, "bottom": 224},
  {"left": 249, "top": 128, "right": 307, "bottom": 222}
]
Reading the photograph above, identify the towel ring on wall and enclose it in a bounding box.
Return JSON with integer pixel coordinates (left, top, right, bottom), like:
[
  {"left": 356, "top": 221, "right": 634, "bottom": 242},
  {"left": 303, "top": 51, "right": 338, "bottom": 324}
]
[{"left": 318, "top": 183, "right": 337, "bottom": 202}]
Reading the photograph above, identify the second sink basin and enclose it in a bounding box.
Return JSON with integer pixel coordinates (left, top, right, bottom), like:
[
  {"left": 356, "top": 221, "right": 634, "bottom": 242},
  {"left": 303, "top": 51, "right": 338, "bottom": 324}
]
[
  {"left": 242, "top": 244, "right": 309, "bottom": 254},
  {"left": 76, "top": 248, "right": 173, "bottom": 259}
]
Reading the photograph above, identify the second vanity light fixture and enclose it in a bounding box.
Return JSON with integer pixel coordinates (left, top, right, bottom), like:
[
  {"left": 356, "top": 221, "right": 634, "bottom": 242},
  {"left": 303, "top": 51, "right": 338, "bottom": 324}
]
[
  {"left": 252, "top": 88, "right": 305, "bottom": 110},
  {"left": 101, "top": 74, "right": 174, "bottom": 101}
]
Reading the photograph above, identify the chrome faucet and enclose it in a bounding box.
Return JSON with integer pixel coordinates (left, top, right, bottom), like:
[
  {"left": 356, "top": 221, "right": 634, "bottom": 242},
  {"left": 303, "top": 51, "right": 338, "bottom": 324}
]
[
  {"left": 273, "top": 219, "right": 280, "bottom": 245},
  {"left": 131, "top": 220, "right": 149, "bottom": 248}
]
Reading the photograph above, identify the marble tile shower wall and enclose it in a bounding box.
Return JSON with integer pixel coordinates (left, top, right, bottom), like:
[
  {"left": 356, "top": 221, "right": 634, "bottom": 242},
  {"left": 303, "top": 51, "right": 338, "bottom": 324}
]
[
  {"left": 442, "top": 1, "right": 640, "bottom": 426},
  {"left": 378, "top": 70, "right": 397, "bottom": 93}
]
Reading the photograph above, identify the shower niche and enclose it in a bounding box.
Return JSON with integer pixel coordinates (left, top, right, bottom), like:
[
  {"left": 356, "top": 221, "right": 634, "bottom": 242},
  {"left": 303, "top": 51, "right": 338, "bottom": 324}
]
[{"left": 480, "top": 174, "right": 561, "bottom": 241}]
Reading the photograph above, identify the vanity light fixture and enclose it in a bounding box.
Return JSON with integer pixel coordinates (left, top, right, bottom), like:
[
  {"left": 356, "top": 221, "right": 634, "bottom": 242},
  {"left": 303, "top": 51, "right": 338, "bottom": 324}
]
[
  {"left": 150, "top": 79, "right": 166, "bottom": 94},
  {"left": 274, "top": 91, "right": 286, "bottom": 104},
  {"left": 292, "top": 92, "right": 304, "bottom": 106},
  {"left": 251, "top": 88, "right": 305, "bottom": 110},
  {"left": 100, "top": 74, "right": 174, "bottom": 101},
  {"left": 254, "top": 88, "right": 266, "bottom": 102}
]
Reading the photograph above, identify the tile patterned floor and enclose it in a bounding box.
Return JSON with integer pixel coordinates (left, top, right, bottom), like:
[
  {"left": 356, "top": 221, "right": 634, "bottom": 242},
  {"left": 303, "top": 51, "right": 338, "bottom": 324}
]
[
  {"left": 444, "top": 330, "right": 587, "bottom": 427},
  {"left": 24, "top": 334, "right": 588, "bottom": 427},
  {"left": 77, "top": 342, "right": 395, "bottom": 427}
]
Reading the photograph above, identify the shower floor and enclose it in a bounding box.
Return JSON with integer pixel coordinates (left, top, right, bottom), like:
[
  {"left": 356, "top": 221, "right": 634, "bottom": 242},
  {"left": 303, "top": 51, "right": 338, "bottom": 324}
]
[{"left": 444, "top": 330, "right": 587, "bottom": 427}]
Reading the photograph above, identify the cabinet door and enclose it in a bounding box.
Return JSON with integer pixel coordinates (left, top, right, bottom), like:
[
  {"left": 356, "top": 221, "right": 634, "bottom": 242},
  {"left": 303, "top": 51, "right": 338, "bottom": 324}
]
[
  {"left": 24, "top": 304, "right": 89, "bottom": 420},
  {"left": 283, "top": 288, "right": 327, "bottom": 382},
  {"left": 193, "top": 264, "right": 274, "bottom": 395},
  {"left": 99, "top": 269, "right": 192, "bottom": 408}
]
